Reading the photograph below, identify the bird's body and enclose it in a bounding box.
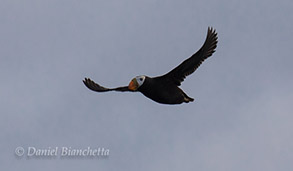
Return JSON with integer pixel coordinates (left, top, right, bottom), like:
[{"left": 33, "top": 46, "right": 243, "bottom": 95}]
[
  {"left": 83, "top": 27, "right": 218, "bottom": 105},
  {"left": 137, "top": 76, "right": 194, "bottom": 104}
]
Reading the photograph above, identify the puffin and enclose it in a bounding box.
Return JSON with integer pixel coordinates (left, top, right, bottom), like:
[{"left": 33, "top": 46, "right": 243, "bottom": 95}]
[{"left": 83, "top": 27, "right": 218, "bottom": 104}]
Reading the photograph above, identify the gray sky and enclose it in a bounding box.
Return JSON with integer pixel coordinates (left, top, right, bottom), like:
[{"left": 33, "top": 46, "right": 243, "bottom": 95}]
[{"left": 1, "top": 0, "right": 293, "bottom": 170}]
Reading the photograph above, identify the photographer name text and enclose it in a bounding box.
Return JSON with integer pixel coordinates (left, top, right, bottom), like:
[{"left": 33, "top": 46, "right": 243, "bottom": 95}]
[{"left": 15, "top": 146, "right": 110, "bottom": 158}]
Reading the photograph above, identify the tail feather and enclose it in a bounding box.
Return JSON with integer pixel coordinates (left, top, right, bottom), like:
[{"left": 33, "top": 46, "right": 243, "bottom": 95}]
[{"left": 184, "top": 96, "right": 194, "bottom": 103}]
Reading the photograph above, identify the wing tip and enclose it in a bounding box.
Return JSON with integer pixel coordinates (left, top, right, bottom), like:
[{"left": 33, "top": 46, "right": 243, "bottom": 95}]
[
  {"left": 208, "top": 27, "right": 217, "bottom": 35},
  {"left": 206, "top": 26, "right": 218, "bottom": 54},
  {"left": 83, "top": 77, "right": 107, "bottom": 92},
  {"left": 83, "top": 77, "right": 93, "bottom": 88}
]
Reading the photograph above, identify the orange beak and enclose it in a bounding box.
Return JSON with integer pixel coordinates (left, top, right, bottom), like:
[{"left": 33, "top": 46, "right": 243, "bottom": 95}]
[{"left": 128, "top": 78, "right": 138, "bottom": 91}]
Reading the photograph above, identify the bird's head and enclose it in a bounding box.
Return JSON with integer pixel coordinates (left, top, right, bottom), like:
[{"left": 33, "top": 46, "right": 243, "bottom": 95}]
[{"left": 128, "top": 75, "right": 146, "bottom": 91}]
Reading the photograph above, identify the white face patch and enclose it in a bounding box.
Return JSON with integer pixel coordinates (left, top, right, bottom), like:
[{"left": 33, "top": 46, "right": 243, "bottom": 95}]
[{"left": 135, "top": 75, "right": 145, "bottom": 88}]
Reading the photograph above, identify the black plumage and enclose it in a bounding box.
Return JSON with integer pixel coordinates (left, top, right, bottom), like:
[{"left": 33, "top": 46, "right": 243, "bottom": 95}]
[{"left": 83, "top": 27, "right": 218, "bottom": 104}]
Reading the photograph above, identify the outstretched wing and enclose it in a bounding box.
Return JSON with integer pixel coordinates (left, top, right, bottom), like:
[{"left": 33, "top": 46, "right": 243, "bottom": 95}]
[
  {"left": 83, "top": 78, "right": 133, "bottom": 92},
  {"left": 160, "top": 27, "right": 218, "bottom": 86}
]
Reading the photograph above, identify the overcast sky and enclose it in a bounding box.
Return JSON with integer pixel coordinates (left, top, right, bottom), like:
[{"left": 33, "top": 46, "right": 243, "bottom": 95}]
[{"left": 1, "top": 0, "right": 293, "bottom": 170}]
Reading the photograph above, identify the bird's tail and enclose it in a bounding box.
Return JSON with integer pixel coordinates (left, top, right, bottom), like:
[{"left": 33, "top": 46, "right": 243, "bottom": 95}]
[
  {"left": 184, "top": 97, "right": 194, "bottom": 103},
  {"left": 183, "top": 93, "right": 194, "bottom": 103}
]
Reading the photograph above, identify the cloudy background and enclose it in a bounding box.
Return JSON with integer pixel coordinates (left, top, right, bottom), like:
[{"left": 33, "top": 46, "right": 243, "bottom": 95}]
[{"left": 1, "top": 0, "right": 293, "bottom": 170}]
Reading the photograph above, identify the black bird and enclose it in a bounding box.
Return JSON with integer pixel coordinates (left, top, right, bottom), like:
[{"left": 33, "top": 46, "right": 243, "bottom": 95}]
[{"left": 83, "top": 27, "right": 218, "bottom": 104}]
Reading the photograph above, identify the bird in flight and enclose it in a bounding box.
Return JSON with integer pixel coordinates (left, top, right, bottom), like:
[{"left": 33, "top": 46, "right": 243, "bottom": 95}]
[{"left": 83, "top": 27, "right": 218, "bottom": 105}]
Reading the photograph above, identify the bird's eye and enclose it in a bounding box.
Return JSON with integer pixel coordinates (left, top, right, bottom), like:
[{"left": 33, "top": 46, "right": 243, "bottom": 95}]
[{"left": 139, "top": 78, "right": 143, "bottom": 81}]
